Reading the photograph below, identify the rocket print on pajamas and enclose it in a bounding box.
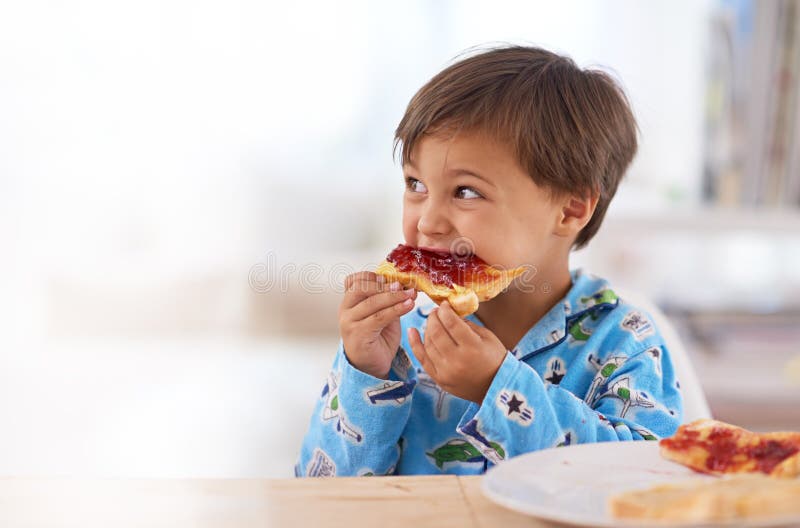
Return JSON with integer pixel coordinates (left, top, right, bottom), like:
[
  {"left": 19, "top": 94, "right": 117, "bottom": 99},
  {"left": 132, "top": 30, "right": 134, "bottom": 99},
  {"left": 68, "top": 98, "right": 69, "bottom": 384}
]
[{"left": 321, "top": 372, "right": 364, "bottom": 444}]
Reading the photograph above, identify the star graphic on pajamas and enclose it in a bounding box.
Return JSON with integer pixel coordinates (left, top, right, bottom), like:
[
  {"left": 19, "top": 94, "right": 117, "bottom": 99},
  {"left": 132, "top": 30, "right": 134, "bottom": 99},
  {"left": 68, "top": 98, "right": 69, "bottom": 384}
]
[
  {"left": 545, "top": 358, "right": 566, "bottom": 385},
  {"left": 497, "top": 391, "right": 534, "bottom": 425},
  {"left": 545, "top": 371, "right": 565, "bottom": 384},
  {"left": 506, "top": 394, "right": 523, "bottom": 415}
]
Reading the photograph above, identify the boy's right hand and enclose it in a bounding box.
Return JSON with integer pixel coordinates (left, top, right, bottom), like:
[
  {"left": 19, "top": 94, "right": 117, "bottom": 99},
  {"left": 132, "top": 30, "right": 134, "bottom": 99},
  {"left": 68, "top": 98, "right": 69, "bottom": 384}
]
[{"left": 339, "top": 271, "right": 417, "bottom": 379}]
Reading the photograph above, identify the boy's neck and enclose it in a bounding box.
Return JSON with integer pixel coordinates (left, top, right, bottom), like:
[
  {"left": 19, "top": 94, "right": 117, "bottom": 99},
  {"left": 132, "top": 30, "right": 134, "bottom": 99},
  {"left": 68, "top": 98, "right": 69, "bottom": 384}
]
[{"left": 473, "top": 266, "right": 573, "bottom": 352}]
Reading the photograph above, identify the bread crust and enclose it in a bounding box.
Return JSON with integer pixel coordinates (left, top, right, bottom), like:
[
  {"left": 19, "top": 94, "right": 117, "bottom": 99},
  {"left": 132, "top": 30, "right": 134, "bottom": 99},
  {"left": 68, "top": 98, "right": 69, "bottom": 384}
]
[{"left": 609, "top": 475, "right": 800, "bottom": 523}]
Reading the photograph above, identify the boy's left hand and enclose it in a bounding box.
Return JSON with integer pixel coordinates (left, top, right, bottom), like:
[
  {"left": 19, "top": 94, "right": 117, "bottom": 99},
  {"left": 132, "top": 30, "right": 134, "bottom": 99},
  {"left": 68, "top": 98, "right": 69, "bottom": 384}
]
[{"left": 407, "top": 301, "right": 507, "bottom": 404}]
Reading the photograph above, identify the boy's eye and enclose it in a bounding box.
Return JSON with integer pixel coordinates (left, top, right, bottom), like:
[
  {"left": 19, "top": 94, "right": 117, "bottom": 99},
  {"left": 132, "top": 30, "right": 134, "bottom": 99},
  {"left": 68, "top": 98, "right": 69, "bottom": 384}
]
[
  {"left": 405, "top": 177, "right": 482, "bottom": 200},
  {"left": 456, "top": 186, "right": 482, "bottom": 200},
  {"left": 405, "top": 177, "right": 427, "bottom": 193}
]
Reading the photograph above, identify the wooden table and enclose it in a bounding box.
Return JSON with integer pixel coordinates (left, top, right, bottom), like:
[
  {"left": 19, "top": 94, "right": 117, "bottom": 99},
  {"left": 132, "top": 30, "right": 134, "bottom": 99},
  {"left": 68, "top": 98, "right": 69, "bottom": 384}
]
[{"left": 0, "top": 476, "right": 551, "bottom": 527}]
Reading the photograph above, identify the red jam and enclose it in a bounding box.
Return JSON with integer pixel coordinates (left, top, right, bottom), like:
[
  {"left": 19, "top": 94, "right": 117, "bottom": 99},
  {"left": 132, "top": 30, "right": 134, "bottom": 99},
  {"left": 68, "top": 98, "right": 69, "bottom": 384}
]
[
  {"left": 661, "top": 426, "right": 800, "bottom": 475},
  {"left": 385, "top": 244, "right": 493, "bottom": 287}
]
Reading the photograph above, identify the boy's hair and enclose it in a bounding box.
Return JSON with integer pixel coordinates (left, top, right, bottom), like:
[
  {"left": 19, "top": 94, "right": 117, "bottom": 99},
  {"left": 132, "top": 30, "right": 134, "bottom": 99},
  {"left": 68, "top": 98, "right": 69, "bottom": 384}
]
[{"left": 393, "top": 44, "right": 638, "bottom": 250}]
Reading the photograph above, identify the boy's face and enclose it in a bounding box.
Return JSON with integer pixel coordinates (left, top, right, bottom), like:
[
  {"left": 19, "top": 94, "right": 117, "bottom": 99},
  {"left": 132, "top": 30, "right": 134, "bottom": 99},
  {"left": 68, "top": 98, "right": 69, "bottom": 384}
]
[{"left": 401, "top": 128, "right": 569, "bottom": 273}]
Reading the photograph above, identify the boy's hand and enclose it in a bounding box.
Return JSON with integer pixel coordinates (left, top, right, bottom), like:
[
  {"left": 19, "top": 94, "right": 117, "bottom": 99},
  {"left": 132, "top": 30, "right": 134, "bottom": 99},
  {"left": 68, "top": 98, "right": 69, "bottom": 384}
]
[
  {"left": 339, "top": 271, "right": 417, "bottom": 379},
  {"left": 407, "top": 301, "right": 506, "bottom": 404}
]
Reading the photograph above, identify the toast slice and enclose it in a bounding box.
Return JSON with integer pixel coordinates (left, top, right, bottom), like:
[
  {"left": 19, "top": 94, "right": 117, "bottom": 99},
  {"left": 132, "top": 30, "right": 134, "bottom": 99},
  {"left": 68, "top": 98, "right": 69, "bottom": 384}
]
[
  {"left": 375, "top": 244, "right": 526, "bottom": 317},
  {"left": 608, "top": 474, "right": 800, "bottom": 523},
  {"left": 659, "top": 419, "right": 800, "bottom": 477}
]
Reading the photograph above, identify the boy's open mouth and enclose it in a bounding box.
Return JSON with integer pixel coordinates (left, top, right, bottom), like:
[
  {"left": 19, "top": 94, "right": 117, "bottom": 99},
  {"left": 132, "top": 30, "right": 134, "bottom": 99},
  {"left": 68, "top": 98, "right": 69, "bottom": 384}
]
[{"left": 418, "top": 236, "right": 476, "bottom": 260}]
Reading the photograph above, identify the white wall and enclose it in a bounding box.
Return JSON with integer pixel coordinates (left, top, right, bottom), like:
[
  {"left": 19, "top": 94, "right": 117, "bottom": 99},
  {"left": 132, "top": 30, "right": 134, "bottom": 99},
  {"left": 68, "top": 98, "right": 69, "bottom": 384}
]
[
  {"left": 0, "top": 0, "right": 729, "bottom": 477},
  {"left": 0, "top": 0, "right": 714, "bottom": 341}
]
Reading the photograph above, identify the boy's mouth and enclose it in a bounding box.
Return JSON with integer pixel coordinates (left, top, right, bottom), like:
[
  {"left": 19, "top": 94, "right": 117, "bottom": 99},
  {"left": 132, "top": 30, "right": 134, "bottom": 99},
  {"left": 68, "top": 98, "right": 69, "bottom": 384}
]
[
  {"left": 417, "top": 245, "right": 451, "bottom": 254},
  {"left": 418, "top": 237, "right": 476, "bottom": 259}
]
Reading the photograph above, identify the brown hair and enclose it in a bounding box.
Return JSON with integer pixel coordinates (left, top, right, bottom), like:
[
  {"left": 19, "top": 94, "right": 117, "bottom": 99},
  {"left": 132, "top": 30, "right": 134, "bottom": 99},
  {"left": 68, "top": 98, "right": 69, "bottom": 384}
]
[{"left": 393, "top": 44, "right": 638, "bottom": 250}]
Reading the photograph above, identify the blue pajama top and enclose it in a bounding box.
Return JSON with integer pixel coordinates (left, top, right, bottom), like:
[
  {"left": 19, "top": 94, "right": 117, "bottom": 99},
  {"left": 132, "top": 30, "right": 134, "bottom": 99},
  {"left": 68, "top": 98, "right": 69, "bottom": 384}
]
[{"left": 296, "top": 269, "right": 683, "bottom": 477}]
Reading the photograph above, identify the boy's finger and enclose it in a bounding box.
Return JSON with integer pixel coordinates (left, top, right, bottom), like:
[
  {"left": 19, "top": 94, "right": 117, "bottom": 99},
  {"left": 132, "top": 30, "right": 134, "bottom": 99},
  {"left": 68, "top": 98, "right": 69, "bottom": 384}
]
[
  {"left": 422, "top": 318, "right": 447, "bottom": 367},
  {"left": 342, "top": 275, "right": 400, "bottom": 310},
  {"left": 428, "top": 306, "right": 458, "bottom": 349},
  {"left": 349, "top": 288, "right": 416, "bottom": 322},
  {"left": 350, "top": 293, "right": 415, "bottom": 331},
  {"left": 464, "top": 319, "right": 491, "bottom": 339},
  {"left": 408, "top": 327, "right": 437, "bottom": 378},
  {"left": 436, "top": 301, "right": 472, "bottom": 345},
  {"left": 343, "top": 271, "right": 384, "bottom": 291}
]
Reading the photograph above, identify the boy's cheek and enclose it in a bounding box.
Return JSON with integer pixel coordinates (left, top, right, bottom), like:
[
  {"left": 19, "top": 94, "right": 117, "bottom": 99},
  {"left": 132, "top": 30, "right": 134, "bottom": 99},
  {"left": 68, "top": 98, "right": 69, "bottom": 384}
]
[{"left": 400, "top": 219, "right": 418, "bottom": 246}]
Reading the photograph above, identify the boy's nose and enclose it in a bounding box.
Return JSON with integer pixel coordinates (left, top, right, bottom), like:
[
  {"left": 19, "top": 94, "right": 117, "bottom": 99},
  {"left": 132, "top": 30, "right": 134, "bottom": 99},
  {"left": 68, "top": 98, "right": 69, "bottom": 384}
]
[{"left": 417, "top": 204, "right": 451, "bottom": 239}]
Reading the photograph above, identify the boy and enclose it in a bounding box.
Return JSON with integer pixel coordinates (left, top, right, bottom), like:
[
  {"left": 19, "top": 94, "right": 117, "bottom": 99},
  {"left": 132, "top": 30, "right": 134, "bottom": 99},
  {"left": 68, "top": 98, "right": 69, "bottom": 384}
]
[{"left": 296, "top": 45, "right": 682, "bottom": 477}]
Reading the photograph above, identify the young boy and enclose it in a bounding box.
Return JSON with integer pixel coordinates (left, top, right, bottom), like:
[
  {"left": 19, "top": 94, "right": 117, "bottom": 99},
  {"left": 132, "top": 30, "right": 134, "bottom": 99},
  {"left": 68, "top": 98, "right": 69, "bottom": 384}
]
[{"left": 296, "top": 45, "right": 682, "bottom": 477}]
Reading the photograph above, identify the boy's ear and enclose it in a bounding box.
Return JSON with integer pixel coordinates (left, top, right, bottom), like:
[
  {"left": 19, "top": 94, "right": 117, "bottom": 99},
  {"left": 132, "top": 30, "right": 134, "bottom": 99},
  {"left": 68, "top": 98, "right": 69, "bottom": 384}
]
[{"left": 553, "top": 192, "right": 600, "bottom": 239}]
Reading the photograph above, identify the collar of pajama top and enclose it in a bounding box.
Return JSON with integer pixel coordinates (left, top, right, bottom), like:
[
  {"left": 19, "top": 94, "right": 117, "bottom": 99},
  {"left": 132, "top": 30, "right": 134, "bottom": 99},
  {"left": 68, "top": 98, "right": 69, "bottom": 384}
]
[{"left": 417, "top": 268, "right": 618, "bottom": 359}]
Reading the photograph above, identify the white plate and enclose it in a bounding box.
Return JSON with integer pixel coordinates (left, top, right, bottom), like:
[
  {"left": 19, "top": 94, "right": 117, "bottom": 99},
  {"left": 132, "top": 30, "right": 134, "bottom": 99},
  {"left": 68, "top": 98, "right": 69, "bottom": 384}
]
[{"left": 481, "top": 441, "right": 800, "bottom": 527}]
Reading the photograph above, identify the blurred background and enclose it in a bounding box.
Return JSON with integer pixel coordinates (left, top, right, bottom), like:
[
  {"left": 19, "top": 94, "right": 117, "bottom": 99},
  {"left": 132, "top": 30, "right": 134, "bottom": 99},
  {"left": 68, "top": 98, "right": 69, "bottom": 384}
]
[{"left": 1, "top": 0, "right": 798, "bottom": 478}]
